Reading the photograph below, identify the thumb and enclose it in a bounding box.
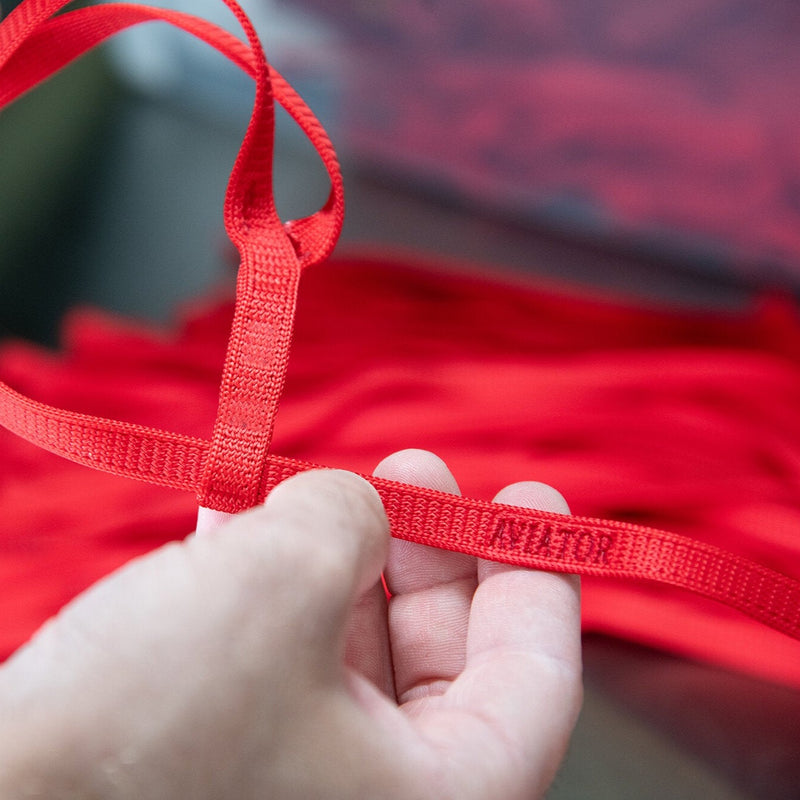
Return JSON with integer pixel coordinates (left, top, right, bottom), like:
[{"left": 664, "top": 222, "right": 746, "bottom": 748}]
[
  {"left": 5, "top": 469, "right": 391, "bottom": 684},
  {"left": 228, "top": 468, "right": 392, "bottom": 664},
  {"left": 0, "top": 469, "right": 391, "bottom": 793}
]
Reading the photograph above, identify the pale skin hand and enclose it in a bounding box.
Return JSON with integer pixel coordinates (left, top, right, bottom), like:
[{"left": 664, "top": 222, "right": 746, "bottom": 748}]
[{"left": 0, "top": 449, "right": 582, "bottom": 799}]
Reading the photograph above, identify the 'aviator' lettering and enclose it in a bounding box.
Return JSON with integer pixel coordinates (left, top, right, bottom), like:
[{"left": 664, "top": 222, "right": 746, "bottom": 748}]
[{"left": 488, "top": 517, "right": 614, "bottom": 566}]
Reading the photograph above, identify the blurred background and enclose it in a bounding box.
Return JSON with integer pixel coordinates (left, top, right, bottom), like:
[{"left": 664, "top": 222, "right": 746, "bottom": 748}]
[
  {"left": 1, "top": 1, "right": 799, "bottom": 797},
  {"left": 6, "top": 0, "right": 789, "bottom": 343}
]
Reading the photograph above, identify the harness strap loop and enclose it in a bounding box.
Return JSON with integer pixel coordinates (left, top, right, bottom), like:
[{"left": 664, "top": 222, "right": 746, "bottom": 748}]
[
  {"left": 0, "top": 0, "right": 343, "bottom": 509},
  {"left": 0, "top": 0, "right": 799, "bottom": 644}
]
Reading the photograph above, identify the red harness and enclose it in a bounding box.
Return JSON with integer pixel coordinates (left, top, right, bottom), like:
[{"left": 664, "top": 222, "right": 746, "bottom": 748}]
[{"left": 1, "top": 0, "right": 799, "bottom": 667}]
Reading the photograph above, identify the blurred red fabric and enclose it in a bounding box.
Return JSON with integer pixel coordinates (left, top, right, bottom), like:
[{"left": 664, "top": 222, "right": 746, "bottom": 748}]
[
  {"left": 2, "top": 252, "right": 800, "bottom": 686},
  {"left": 297, "top": 0, "right": 800, "bottom": 284}
]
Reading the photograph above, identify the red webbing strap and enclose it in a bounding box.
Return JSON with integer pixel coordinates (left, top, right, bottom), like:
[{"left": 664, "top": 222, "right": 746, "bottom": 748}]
[
  {"left": 0, "top": 6, "right": 254, "bottom": 101},
  {"left": 0, "top": 0, "right": 343, "bottom": 509},
  {"left": 0, "top": 4, "right": 344, "bottom": 266},
  {"left": 259, "top": 455, "right": 800, "bottom": 641},
  {"left": 2, "top": 373, "right": 798, "bottom": 639},
  {"left": 1, "top": 0, "right": 800, "bottom": 644},
  {"left": 0, "top": 381, "right": 209, "bottom": 492}
]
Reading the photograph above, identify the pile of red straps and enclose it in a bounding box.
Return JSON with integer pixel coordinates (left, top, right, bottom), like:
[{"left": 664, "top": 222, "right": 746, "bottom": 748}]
[{"left": 1, "top": 0, "right": 800, "bottom": 689}]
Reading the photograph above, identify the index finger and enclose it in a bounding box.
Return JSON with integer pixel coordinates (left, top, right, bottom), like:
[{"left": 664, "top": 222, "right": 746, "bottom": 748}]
[
  {"left": 414, "top": 481, "right": 582, "bottom": 798},
  {"left": 472, "top": 482, "right": 580, "bottom": 669}
]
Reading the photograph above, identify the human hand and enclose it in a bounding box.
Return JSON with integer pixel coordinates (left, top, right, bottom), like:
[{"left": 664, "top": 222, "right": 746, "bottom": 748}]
[{"left": 0, "top": 449, "right": 581, "bottom": 799}]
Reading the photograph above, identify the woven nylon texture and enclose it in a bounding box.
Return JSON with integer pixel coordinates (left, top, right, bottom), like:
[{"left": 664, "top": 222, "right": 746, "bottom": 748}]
[{"left": 1, "top": 0, "right": 799, "bottom": 645}]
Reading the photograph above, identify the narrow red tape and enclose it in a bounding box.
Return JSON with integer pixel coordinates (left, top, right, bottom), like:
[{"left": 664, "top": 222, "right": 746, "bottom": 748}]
[{"left": 1, "top": 0, "right": 799, "bottom": 653}]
